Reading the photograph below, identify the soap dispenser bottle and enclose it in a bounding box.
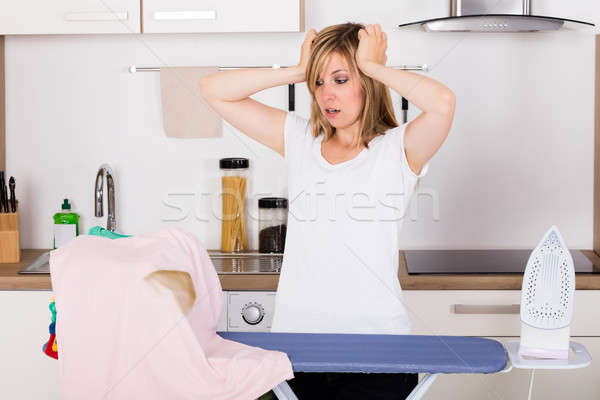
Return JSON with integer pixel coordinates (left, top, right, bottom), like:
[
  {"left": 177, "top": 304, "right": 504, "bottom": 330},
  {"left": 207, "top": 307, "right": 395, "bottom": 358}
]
[{"left": 53, "top": 198, "right": 80, "bottom": 249}]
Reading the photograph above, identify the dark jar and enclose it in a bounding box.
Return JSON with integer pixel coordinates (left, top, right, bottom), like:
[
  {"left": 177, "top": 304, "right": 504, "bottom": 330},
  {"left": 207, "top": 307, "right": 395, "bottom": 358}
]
[{"left": 258, "top": 197, "right": 287, "bottom": 253}]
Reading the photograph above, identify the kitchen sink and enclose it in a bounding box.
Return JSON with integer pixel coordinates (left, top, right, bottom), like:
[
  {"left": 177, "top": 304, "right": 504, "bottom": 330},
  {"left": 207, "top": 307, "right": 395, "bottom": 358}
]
[
  {"left": 19, "top": 250, "right": 283, "bottom": 275},
  {"left": 19, "top": 251, "right": 51, "bottom": 274}
]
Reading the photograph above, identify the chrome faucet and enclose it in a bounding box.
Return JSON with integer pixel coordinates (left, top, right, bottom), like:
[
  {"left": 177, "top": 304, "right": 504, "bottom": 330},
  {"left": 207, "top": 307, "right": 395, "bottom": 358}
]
[{"left": 94, "top": 164, "right": 116, "bottom": 232}]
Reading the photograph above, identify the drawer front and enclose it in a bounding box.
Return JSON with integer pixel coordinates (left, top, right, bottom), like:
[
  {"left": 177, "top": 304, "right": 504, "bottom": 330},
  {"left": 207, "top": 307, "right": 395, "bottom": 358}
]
[
  {"left": 402, "top": 290, "right": 600, "bottom": 336},
  {"left": 142, "top": 0, "right": 303, "bottom": 33},
  {"left": 0, "top": 0, "right": 140, "bottom": 34}
]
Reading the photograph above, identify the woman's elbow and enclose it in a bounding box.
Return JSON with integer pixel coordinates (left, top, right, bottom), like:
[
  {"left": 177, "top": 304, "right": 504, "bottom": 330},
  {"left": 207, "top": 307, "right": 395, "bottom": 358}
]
[
  {"left": 436, "top": 89, "right": 456, "bottom": 116},
  {"left": 198, "top": 76, "right": 211, "bottom": 97},
  {"left": 198, "top": 76, "right": 221, "bottom": 101}
]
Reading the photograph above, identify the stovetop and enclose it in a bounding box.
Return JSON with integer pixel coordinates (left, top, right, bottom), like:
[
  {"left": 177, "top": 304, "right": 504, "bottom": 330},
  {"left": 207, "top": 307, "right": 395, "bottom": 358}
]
[{"left": 404, "top": 249, "right": 598, "bottom": 274}]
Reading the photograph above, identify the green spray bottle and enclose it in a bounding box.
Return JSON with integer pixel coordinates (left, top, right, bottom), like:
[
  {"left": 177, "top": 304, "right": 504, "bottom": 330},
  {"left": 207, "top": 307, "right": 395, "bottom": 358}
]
[{"left": 53, "top": 199, "right": 79, "bottom": 249}]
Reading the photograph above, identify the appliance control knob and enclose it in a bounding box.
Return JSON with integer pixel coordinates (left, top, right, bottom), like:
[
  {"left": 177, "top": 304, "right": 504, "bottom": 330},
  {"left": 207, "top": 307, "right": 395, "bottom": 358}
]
[{"left": 242, "top": 303, "right": 264, "bottom": 325}]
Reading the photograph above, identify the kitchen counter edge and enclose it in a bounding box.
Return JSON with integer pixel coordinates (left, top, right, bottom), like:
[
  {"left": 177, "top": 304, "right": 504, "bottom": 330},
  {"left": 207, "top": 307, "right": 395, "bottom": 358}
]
[{"left": 2, "top": 249, "right": 600, "bottom": 291}]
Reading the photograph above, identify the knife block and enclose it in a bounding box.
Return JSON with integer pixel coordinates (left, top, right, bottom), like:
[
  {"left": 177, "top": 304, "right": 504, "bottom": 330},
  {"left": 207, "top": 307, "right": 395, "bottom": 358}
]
[{"left": 0, "top": 201, "right": 19, "bottom": 263}]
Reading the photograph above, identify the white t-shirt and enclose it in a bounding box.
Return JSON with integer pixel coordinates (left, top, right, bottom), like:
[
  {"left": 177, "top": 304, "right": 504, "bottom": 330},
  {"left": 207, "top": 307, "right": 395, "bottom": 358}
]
[{"left": 270, "top": 112, "right": 429, "bottom": 334}]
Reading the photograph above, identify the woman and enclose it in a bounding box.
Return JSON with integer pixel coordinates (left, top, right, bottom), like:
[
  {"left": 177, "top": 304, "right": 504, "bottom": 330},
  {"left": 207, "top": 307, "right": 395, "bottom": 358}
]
[{"left": 199, "top": 22, "right": 455, "bottom": 400}]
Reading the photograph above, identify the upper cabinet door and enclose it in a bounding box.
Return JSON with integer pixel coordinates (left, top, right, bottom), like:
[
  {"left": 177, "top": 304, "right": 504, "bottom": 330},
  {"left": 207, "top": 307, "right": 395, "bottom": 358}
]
[
  {"left": 0, "top": 0, "right": 140, "bottom": 34},
  {"left": 142, "top": 0, "right": 304, "bottom": 33}
]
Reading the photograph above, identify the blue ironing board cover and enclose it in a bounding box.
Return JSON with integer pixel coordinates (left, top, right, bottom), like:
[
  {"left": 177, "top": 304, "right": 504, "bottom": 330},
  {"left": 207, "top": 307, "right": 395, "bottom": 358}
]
[{"left": 218, "top": 332, "right": 507, "bottom": 374}]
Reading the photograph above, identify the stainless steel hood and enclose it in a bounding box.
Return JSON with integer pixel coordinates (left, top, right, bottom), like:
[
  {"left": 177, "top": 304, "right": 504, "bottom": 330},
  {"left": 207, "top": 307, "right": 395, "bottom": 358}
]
[{"left": 398, "top": 0, "right": 594, "bottom": 32}]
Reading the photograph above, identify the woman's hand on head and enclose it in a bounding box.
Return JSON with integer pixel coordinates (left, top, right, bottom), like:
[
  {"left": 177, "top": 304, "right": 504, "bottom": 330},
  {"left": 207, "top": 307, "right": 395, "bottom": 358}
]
[
  {"left": 296, "top": 28, "right": 317, "bottom": 81},
  {"left": 356, "top": 24, "right": 387, "bottom": 73}
]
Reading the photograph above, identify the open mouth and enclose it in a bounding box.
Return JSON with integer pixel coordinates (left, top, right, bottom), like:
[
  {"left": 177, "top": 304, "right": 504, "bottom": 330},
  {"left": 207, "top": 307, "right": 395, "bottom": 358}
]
[{"left": 325, "top": 108, "right": 340, "bottom": 116}]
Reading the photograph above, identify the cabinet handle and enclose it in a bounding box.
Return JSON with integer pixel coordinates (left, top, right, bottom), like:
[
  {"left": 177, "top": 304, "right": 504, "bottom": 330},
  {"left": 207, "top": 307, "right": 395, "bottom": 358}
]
[
  {"left": 64, "top": 11, "right": 128, "bottom": 21},
  {"left": 452, "top": 304, "right": 520, "bottom": 314},
  {"left": 153, "top": 10, "right": 217, "bottom": 21}
]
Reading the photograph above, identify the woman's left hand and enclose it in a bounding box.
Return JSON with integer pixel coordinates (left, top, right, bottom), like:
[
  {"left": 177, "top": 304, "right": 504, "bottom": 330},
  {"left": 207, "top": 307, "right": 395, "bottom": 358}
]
[{"left": 356, "top": 24, "right": 387, "bottom": 73}]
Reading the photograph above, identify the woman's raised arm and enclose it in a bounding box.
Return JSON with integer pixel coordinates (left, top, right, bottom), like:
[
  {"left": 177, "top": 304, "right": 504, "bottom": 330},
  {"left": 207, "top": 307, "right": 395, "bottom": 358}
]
[
  {"left": 356, "top": 24, "right": 455, "bottom": 176},
  {"left": 198, "top": 29, "right": 317, "bottom": 157}
]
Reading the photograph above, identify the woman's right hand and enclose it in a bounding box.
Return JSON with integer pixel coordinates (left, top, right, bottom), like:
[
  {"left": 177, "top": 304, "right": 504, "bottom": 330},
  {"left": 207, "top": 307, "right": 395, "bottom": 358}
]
[{"left": 295, "top": 28, "right": 317, "bottom": 81}]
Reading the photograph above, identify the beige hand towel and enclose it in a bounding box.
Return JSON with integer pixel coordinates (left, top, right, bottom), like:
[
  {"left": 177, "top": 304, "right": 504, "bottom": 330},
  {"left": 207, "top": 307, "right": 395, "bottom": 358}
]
[{"left": 160, "top": 66, "right": 222, "bottom": 138}]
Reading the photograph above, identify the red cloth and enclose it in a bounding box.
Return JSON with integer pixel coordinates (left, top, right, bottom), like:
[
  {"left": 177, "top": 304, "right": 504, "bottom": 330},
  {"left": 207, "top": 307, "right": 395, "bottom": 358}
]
[{"left": 44, "top": 334, "right": 58, "bottom": 359}]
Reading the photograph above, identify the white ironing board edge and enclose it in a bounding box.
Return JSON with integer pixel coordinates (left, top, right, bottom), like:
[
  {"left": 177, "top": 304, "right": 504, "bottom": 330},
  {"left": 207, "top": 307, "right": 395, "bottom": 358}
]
[{"left": 505, "top": 340, "right": 592, "bottom": 370}]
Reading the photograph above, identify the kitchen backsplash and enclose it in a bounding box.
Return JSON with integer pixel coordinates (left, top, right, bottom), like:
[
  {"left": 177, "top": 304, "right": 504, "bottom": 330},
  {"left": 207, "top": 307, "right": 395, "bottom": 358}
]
[{"left": 5, "top": 0, "right": 598, "bottom": 250}]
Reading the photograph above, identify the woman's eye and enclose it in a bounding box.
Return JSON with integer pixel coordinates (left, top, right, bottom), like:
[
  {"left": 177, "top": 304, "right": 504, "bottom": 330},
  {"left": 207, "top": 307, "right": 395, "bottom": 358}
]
[{"left": 315, "top": 78, "right": 347, "bottom": 86}]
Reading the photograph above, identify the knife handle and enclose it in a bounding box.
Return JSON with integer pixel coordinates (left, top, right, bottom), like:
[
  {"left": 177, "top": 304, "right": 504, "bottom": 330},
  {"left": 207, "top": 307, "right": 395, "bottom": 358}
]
[
  {"left": 9, "top": 187, "right": 16, "bottom": 213},
  {"left": 8, "top": 176, "right": 16, "bottom": 213},
  {"left": 0, "top": 185, "right": 7, "bottom": 213}
]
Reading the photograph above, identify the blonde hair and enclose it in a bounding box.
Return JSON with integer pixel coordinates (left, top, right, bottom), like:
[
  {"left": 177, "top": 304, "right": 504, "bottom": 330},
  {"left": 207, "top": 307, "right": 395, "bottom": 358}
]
[{"left": 306, "top": 22, "right": 398, "bottom": 148}]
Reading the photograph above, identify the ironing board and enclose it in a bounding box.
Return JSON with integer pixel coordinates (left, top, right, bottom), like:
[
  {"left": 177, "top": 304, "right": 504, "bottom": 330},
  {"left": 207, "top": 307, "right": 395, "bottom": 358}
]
[
  {"left": 504, "top": 340, "right": 592, "bottom": 400},
  {"left": 218, "top": 332, "right": 508, "bottom": 400}
]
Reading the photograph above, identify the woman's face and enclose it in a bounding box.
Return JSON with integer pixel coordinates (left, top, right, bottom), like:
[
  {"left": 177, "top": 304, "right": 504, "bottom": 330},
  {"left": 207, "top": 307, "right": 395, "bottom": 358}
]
[{"left": 314, "top": 52, "right": 364, "bottom": 131}]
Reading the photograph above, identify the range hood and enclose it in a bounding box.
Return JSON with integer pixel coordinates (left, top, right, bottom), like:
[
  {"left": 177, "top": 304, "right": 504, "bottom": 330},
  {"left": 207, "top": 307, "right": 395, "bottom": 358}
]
[{"left": 398, "top": 0, "right": 595, "bottom": 32}]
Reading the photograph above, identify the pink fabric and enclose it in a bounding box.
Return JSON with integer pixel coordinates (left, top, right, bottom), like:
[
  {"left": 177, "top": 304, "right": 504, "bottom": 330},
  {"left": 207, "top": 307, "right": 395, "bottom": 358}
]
[{"left": 50, "top": 227, "right": 293, "bottom": 400}]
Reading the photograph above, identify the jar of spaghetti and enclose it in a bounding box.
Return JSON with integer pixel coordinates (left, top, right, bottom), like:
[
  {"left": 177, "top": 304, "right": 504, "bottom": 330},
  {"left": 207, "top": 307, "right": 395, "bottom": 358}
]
[
  {"left": 219, "top": 158, "right": 249, "bottom": 253},
  {"left": 258, "top": 197, "right": 287, "bottom": 253}
]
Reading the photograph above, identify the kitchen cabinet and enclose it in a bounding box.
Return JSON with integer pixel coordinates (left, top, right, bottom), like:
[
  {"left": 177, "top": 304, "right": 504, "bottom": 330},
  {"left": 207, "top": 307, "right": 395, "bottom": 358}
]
[
  {"left": 0, "top": 289, "right": 227, "bottom": 398},
  {"left": 142, "top": 0, "right": 304, "bottom": 33},
  {"left": 0, "top": 0, "right": 140, "bottom": 34},
  {"left": 403, "top": 290, "right": 600, "bottom": 400},
  {"left": 0, "top": 291, "right": 61, "bottom": 399},
  {"left": 3, "top": 276, "right": 598, "bottom": 398},
  {"left": 0, "top": 0, "right": 303, "bottom": 35},
  {"left": 402, "top": 290, "right": 600, "bottom": 336}
]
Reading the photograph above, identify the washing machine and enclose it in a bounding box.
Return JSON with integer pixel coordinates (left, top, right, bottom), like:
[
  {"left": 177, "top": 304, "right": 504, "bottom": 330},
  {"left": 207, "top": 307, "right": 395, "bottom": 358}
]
[{"left": 218, "top": 291, "right": 276, "bottom": 332}]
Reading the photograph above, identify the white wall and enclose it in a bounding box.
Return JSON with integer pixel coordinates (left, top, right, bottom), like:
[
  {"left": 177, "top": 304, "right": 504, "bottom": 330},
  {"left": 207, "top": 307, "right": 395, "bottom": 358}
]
[{"left": 5, "top": 0, "right": 599, "bottom": 250}]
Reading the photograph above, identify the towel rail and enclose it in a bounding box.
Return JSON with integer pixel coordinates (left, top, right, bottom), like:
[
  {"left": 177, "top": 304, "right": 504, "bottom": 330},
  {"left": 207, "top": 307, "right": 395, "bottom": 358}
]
[
  {"left": 128, "top": 64, "right": 429, "bottom": 73},
  {"left": 137, "top": 63, "right": 429, "bottom": 111}
]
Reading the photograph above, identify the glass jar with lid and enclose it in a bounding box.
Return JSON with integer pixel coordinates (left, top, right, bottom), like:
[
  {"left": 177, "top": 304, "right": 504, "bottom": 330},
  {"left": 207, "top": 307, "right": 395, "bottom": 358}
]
[
  {"left": 220, "top": 158, "right": 249, "bottom": 253},
  {"left": 258, "top": 197, "right": 288, "bottom": 253}
]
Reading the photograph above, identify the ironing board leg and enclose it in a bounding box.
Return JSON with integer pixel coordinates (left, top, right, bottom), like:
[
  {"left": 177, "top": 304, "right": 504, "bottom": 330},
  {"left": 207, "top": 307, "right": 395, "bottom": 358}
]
[
  {"left": 272, "top": 381, "right": 299, "bottom": 400},
  {"left": 272, "top": 373, "right": 437, "bottom": 400},
  {"left": 273, "top": 374, "right": 437, "bottom": 400},
  {"left": 405, "top": 373, "right": 438, "bottom": 400}
]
